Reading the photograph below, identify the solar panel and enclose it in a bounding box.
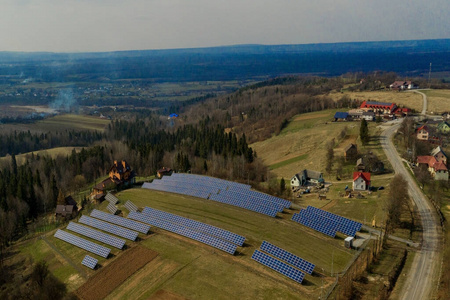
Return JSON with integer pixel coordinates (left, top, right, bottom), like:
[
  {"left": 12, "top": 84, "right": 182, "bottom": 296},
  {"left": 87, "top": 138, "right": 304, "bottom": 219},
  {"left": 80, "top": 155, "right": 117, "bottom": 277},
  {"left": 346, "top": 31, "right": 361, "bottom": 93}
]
[
  {"left": 105, "top": 193, "right": 119, "bottom": 204},
  {"left": 67, "top": 222, "right": 126, "bottom": 249},
  {"left": 142, "top": 173, "right": 293, "bottom": 217},
  {"left": 128, "top": 212, "right": 237, "bottom": 255},
  {"left": 142, "top": 207, "right": 246, "bottom": 246},
  {"left": 81, "top": 255, "right": 98, "bottom": 269},
  {"left": 90, "top": 209, "right": 150, "bottom": 234},
  {"left": 54, "top": 229, "right": 111, "bottom": 258},
  {"left": 124, "top": 200, "right": 138, "bottom": 213},
  {"left": 107, "top": 202, "right": 118, "bottom": 215},
  {"left": 78, "top": 215, "right": 138, "bottom": 241},
  {"left": 304, "top": 206, "right": 361, "bottom": 236},
  {"left": 251, "top": 249, "right": 305, "bottom": 284},
  {"left": 260, "top": 241, "right": 315, "bottom": 274},
  {"left": 292, "top": 212, "right": 337, "bottom": 238}
]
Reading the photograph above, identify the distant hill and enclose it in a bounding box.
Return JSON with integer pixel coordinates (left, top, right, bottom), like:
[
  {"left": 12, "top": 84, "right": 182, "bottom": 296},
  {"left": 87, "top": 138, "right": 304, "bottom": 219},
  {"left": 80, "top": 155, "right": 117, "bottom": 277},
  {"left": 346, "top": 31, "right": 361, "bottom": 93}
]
[{"left": 0, "top": 39, "right": 449, "bottom": 82}]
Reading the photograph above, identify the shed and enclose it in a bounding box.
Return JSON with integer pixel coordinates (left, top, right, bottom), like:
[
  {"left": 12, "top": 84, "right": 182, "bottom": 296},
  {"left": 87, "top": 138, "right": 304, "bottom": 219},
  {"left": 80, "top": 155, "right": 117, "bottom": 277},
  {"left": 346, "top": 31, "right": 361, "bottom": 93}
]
[
  {"left": 344, "top": 144, "right": 358, "bottom": 161},
  {"left": 345, "top": 237, "right": 354, "bottom": 248}
]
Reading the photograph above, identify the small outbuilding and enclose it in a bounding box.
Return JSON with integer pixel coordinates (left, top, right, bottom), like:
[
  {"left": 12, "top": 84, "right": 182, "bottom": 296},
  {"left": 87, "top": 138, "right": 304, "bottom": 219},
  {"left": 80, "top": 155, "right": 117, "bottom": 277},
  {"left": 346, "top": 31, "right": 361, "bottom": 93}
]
[
  {"left": 344, "top": 144, "right": 358, "bottom": 161},
  {"left": 334, "top": 112, "right": 349, "bottom": 122}
]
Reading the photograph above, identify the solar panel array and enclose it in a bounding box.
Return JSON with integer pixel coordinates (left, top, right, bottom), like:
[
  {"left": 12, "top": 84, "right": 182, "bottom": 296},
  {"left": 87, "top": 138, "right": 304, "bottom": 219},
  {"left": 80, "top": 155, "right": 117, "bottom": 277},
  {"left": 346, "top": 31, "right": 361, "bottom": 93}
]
[
  {"left": 142, "top": 207, "right": 245, "bottom": 246},
  {"left": 105, "top": 193, "right": 119, "bottom": 204},
  {"left": 251, "top": 249, "right": 305, "bottom": 284},
  {"left": 128, "top": 212, "right": 237, "bottom": 255},
  {"left": 54, "top": 229, "right": 111, "bottom": 258},
  {"left": 107, "top": 202, "right": 118, "bottom": 215},
  {"left": 209, "top": 193, "right": 279, "bottom": 217},
  {"left": 292, "top": 211, "right": 337, "bottom": 237},
  {"left": 125, "top": 200, "right": 138, "bottom": 213},
  {"left": 260, "top": 241, "right": 315, "bottom": 274},
  {"left": 82, "top": 255, "right": 98, "bottom": 269},
  {"left": 79, "top": 215, "right": 138, "bottom": 241},
  {"left": 142, "top": 173, "right": 292, "bottom": 217},
  {"left": 90, "top": 209, "right": 150, "bottom": 234},
  {"left": 306, "top": 206, "right": 362, "bottom": 236},
  {"left": 67, "top": 222, "right": 126, "bottom": 249}
]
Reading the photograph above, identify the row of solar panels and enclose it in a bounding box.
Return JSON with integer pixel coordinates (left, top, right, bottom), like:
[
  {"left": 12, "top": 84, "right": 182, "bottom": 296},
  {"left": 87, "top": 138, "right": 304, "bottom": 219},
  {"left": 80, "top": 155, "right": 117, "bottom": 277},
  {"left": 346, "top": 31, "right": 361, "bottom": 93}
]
[
  {"left": 143, "top": 176, "right": 291, "bottom": 217},
  {"left": 148, "top": 180, "right": 279, "bottom": 217},
  {"left": 209, "top": 192, "right": 279, "bottom": 217},
  {"left": 128, "top": 211, "right": 238, "bottom": 255},
  {"left": 170, "top": 172, "right": 252, "bottom": 190},
  {"left": 292, "top": 206, "right": 362, "bottom": 237},
  {"left": 54, "top": 209, "right": 150, "bottom": 266},
  {"left": 142, "top": 207, "right": 246, "bottom": 246},
  {"left": 159, "top": 174, "right": 291, "bottom": 209}
]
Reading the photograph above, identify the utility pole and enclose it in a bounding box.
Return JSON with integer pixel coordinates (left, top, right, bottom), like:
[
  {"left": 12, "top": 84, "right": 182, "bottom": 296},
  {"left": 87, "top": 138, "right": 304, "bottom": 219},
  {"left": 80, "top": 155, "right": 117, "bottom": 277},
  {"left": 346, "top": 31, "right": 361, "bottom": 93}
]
[{"left": 428, "top": 63, "right": 432, "bottom": 89}]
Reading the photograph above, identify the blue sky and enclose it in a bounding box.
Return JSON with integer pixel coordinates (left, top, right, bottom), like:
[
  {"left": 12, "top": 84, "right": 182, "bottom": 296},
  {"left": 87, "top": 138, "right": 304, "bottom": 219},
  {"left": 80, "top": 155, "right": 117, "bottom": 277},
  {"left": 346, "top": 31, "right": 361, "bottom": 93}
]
[{"left": 1, "top": 0, "right": 449, "bottom": 52}]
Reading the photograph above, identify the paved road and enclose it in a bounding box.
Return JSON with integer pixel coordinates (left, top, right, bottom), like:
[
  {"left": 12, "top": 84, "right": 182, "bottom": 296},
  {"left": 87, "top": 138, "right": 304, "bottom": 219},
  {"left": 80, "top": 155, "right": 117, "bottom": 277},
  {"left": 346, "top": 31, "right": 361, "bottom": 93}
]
[{"left": 380, "top": 122, "right": 440, "bottom": 300}]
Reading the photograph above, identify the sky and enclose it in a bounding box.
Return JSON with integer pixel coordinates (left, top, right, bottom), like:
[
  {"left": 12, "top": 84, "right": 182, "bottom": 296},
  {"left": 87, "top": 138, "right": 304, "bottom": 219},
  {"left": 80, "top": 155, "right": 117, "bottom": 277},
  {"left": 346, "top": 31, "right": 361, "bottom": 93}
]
[{"left": 1, "top": 0, "right": 449, "bottom": 53}]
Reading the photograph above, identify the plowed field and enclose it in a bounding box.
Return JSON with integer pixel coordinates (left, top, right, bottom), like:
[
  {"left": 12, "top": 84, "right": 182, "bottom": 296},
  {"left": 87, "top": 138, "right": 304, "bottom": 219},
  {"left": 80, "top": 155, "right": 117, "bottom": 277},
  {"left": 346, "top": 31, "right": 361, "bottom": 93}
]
[{"left": 76, "top": 246, "right": 158, "bottom": 300}]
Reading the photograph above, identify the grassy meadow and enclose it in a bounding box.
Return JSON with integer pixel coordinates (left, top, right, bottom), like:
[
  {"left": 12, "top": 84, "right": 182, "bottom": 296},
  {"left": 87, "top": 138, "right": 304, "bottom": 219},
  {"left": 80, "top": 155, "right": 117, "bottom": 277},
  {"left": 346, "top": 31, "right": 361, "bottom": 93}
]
[
  {"left": 421, "top": 89, "right": 450, "bottom": 113},
  {"left": 251, "top": 109, "right": 391, "bottom": 180},
  {"left": 0, "top": 147, "right": 83, "bottom": 166}
]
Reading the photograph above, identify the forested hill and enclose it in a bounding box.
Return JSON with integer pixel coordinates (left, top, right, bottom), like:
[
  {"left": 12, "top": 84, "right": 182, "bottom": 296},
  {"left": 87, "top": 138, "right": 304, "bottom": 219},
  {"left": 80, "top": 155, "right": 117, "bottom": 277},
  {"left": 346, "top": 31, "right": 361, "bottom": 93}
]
[
  {"left": 180, "top": 76, "right": 360, "bottom": 143},
  {"left": 0, "top": 39, "right": 448, "bottom": 82}
]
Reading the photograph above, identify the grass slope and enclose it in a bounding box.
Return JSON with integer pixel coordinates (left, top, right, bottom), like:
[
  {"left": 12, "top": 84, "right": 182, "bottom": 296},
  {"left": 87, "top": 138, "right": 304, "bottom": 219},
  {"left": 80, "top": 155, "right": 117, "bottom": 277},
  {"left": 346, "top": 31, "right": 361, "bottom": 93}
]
[{"left": 0, "top": 147, "right": 82, "bottom": 166}]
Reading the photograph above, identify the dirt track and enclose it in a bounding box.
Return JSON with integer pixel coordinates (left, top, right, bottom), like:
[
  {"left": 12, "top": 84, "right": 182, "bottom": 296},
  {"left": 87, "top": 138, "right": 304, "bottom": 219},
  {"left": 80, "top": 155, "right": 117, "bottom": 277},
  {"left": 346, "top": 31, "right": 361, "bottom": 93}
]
[{"left": 76, "top": 246, "right": 158, "bottom": 300}]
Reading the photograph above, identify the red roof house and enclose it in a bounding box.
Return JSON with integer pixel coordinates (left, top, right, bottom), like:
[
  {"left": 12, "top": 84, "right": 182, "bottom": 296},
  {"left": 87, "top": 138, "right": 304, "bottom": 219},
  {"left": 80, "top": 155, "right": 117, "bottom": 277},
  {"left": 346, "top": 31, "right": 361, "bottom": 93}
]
[{"left": 352, "top": 172, "right": 371, "bottom": 191}]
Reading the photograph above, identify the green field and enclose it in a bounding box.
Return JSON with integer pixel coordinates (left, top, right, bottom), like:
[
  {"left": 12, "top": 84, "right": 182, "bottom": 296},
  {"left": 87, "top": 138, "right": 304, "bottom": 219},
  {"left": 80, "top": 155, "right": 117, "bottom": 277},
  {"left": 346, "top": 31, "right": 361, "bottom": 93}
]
[{"left": 0, "top": 114, "right": 110, "bottom": 134}]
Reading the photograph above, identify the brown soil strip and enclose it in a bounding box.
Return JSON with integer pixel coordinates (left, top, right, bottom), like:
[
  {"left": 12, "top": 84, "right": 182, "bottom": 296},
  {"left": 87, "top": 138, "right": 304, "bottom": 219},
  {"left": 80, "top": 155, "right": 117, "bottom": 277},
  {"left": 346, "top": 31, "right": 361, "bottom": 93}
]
[
  {"left": 148, "top": 290, "right": 187, "bottom": 300},
  {"left": 76, "top": 246, "right": 158, "bottom": 300}
]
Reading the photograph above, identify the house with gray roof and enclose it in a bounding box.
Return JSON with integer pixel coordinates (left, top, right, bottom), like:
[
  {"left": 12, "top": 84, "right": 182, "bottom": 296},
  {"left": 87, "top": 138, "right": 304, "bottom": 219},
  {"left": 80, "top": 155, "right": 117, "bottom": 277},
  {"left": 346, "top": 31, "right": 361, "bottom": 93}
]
[{"left": 290, "top": 169, "right": 324, "bottom": 190}]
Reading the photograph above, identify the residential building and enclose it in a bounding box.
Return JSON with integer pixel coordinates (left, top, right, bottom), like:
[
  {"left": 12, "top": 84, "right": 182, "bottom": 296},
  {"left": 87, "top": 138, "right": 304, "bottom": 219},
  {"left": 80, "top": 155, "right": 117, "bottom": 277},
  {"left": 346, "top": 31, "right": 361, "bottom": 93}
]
[
  {"left": 417, "top": 155, "right": 449, "bottom": 181},
  {"left": 431, "top": 146, "right": 447, "bottom": 165},
  {"left": 291, "top": 170, "right": 324, "bottom": 189},
  {"left": 437, "top": 121, "right": 450, "bottom": 134},
  {"left": 352, "top": 172, "right": 371, "bottom": 191},
  {"left": 416, "top": 125, "right": 429, "bottom": 141}
]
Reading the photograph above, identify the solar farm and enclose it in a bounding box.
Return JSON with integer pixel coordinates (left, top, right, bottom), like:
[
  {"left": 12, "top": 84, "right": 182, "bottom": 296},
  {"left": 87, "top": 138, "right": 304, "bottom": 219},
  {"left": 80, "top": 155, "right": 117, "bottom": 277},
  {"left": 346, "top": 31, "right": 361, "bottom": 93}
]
[{"left": 45, "top": 174, "right": 369, "bottom": 299}]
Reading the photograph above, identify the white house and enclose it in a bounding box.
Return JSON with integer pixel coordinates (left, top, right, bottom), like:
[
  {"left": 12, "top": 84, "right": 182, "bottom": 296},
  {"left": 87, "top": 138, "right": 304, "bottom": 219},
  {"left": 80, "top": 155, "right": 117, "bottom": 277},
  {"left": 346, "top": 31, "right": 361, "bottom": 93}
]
[{"left": 352, "top": 172, "right": 371, "bottom": 191}]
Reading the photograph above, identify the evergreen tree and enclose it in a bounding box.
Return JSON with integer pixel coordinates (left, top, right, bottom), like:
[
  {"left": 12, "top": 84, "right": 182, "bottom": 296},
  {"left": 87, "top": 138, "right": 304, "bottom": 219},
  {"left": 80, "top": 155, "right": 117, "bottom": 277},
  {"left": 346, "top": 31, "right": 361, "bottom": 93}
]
[
  {"left": 280, "top": 178, "right": 286, "bottom": 195},
  {"left": 360, "top": 119, "right": 370, "bottom": 146}
]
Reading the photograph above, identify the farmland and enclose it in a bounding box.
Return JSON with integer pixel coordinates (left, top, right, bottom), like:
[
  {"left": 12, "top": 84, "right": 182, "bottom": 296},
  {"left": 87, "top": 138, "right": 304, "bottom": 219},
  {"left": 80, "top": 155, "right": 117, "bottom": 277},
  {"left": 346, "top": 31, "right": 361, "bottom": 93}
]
[{"left": 0, "top": 114, "right": 110, "bottom": 134}]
